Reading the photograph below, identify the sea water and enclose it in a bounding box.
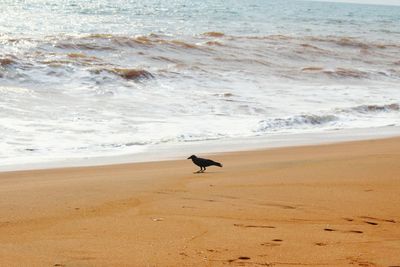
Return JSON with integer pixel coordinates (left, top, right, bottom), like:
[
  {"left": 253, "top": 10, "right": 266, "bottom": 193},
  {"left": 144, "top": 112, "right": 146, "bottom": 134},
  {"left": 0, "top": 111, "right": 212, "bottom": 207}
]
[{"left": 0, "top": 0, "right": 399, "bottom": 166}]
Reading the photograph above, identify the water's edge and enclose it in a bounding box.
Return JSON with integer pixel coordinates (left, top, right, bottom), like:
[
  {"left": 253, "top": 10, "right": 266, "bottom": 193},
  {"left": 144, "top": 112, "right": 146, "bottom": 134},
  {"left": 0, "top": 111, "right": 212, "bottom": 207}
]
[{"left": 1, "top": 126, "right": 399, "bottom": 173}]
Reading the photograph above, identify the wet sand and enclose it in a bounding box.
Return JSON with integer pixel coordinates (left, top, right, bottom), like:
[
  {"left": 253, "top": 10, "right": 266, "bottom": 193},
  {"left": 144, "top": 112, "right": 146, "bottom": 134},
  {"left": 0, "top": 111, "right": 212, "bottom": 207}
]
[{"left": 0, "top": 137, "right": 399, "bottom": 266}]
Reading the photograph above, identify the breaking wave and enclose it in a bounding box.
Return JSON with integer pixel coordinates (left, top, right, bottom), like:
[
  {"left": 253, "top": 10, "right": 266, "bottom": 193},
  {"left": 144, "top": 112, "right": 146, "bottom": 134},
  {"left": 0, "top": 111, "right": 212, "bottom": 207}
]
[
  {"left": 202, "top": 31, "right": 225, "bottom": 37},
  {"left": 0, "top": 57, "right": 16, "bottom": 67},
  {"left": 256, "top": 114, "right": 338, "bottom": 132},
  {"left": 1, "top": 31, "right": 399, "bottom": 86},
  {"left": 256, "top": 103, "right": 400, "bottom": 133},
  {"left": 301, "top": 67, "right": 369, "bottom": 79},
  {"left": 341, "top": 103, "right": 400, "bottom": 113},
  {"left": 107, "top": 68, "right": 154, "bottom": 80},
  {"left": 52, "top": 34, "right": 205, "bottom": 51}
]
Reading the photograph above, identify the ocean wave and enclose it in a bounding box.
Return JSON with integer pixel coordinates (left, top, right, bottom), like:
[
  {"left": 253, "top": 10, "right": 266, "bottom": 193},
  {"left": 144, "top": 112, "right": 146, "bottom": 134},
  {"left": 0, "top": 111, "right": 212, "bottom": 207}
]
[
  {"left": 256, "top": 103, "right": 399, "bottom": 133},
  {"left": 301, "top": 67, "right": 369, "bottom": 79},
  {"left": 52, "top": 34, "right": 206, "bottom": 51},
  {"left": 228, "top": 34, "right": 400, "bottom": 57},
  {"left": 176, "top": 132, "right": 226, "bottom": 142},
  {"left": 151, "top": 56, "right": 181, "bottom": 64},
  {"left": 256, "top": 114, "right": 338, "bottom": 132},
  {"left": 90, "top": 67, "right": 154, "bottom": 81},
  {"left": 54, "top": 39, "right": 116, "bottom": 51},
  {"left": 67, "top": 52, "right": 99, "bottom": 61},
  {"left": 3, "top": 32, "right": 400, "bottom": 54},
  {"left": 205, "top": 41, "right": 224, "bottom": 46},
  {"left": 201, "top": 32, "right": 225, "bottom": 38},
  {"left": 1, "top": 32, "right": 399, "bottom": 87},
  {"left": 0, "top": 57, "right": 16, "bottom": 67},
  {"left": 299, "top": 43, "right": 325, "bottom": 51},
  {"left": 324, "top": 68, "right": 369, "bottom": 79},
  {"left": 307, "top": 36, "right": 400, "bottom": 50},
  {"left": 40, "top": 57, "right": 102, "bottom": 68},
  {"left": 111, "top": 68, "right": 154, "bottom": 80},
  {"left": 308, "top": 36, "right": 368, "bottom": 49},
  {"left": 243, "top": 34, "right": 294, "bottom": 41},
  {"left": 341, "top": 103, "right": 400, "bottom": 114},
  {"left": 334, "top": 37, "right": 370, "bottom": 49},
  {"left": 50, "top": 34, "right": 400, "bottom": 53}
]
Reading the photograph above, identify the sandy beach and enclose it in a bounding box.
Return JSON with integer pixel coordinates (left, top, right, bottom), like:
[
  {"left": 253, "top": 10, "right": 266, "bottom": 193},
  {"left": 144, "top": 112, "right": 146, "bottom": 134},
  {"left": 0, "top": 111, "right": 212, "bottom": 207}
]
[
  {"left": 2, "top": 1, "right": 400, "bottom": 266},
  {"left": 0, "top": 137, "right": 399, "bottom": 266}
]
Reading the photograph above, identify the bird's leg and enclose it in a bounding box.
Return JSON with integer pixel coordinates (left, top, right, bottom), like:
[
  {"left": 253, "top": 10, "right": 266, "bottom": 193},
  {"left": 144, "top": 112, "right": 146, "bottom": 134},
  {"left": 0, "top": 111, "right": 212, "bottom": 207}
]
[
  {"left": 195, "top": 168, "right": 202, "bottom": 173},
  {"left": 202, "top": 167, "right": 206, "bottom": 173}
]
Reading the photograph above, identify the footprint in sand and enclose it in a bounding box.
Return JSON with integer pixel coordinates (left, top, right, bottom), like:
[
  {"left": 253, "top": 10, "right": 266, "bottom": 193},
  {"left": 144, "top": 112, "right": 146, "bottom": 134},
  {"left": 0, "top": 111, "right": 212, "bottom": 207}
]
[
  {"left": 261, "top": 239, "right": 283, "bottom": 247},
  {"left": 347, "top": 230, "right": 363, "bottom": 234},
  {"left": 344, "top": 216, "right": 392, "bottom": 226},
  {"left": 364, "top": 221, "right": 378, "bottom": 225},
  {"left": 181, "top": 205, "right": 196, "bottom": 209},
  {"left": 359, "top": 216, "right": 396, "bottom": 223},
  {"left": 315, "top": 242, "right": 327, "bottom": 246},
  {"left": 347, "top": 257, "right": 376, "bottom": 266},
  {"left": 228, "top": 256, "right": 251, "bottom": 262},
  {"left": 324, "top": 228, "right": 362, "bottom": 234},
  {"left": 234, "top": 223, "right": 275, "bottom": 229}
]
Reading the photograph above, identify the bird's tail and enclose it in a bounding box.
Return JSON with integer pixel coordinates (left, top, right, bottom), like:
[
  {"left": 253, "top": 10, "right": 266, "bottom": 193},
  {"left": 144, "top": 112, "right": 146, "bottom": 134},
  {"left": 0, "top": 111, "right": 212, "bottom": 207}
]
[{"left": 213, "top": 161, "right": 223, "bottom": 167}]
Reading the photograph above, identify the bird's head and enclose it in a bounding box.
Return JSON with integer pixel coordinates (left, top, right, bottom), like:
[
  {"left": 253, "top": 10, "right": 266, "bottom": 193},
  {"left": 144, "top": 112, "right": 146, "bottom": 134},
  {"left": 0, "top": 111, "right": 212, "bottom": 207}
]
[{"left": 187, "top": 155, "right": 196, "bottom": 160}]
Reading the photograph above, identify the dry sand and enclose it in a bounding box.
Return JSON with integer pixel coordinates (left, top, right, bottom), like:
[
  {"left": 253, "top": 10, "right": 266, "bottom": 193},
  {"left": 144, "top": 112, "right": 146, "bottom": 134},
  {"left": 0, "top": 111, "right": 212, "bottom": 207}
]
[{"left": 0, "top": 137, "right": 399, "bottom": 266}]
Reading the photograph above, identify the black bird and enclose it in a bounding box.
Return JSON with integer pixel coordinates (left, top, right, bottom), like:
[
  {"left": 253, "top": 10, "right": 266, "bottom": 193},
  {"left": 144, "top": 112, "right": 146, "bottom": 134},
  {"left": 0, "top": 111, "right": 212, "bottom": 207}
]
[{"left": 187, "top": 155, "right": 223, "bottom": 173}]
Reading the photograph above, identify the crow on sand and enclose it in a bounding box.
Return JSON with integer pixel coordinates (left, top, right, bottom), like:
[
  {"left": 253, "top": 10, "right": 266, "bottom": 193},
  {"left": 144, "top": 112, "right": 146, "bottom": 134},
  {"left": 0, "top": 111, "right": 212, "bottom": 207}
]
[{"left": 187, "top": 155, "right": 223, "bottom": 173}]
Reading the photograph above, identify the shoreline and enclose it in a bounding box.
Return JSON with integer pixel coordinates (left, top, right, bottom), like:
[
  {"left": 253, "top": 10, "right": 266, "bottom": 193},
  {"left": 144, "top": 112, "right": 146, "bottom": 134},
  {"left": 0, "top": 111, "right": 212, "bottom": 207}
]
[
  {"left": 0, "top": 136, "right": 399, "bottom": 266},
  {"left": 1, "top": 125, "right": 400, "bottom": 172}
]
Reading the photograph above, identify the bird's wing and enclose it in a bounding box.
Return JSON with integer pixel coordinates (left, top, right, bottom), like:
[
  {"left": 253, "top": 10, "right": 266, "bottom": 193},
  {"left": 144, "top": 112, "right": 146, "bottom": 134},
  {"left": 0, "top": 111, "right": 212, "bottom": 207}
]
[{"left": 202, "top": 159, "right": 216, "bottom": 166}]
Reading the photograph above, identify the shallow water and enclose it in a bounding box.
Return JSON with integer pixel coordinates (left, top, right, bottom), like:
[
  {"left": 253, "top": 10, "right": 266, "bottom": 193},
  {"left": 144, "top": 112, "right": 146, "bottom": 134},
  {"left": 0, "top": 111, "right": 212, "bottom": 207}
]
[{"left": 1, "top": 0, "right": 399, "bottom": 165}]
